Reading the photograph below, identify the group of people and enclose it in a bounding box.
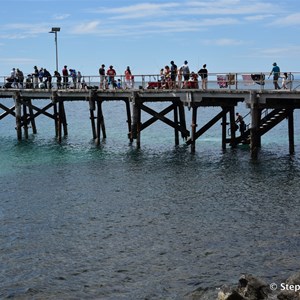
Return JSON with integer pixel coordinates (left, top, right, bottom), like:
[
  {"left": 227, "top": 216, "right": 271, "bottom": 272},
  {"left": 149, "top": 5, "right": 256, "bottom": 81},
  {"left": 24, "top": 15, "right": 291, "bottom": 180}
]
[
  {"left": 5, "top": 61, "right": 292, "bottom": 92},
  {"left": 158, "top": 61, "right": 208, "bottom": 90},
  {"left": 5, "top": 68, "right": 25, "bottom": 88},
  {"left": 6, "top": 66, "right": 84, "bottom": 89},
  {"left": 268, "top": 62, "right": 293, "bottom": 90},
  {"left": 99, "top": 64, "right": 134, "bottom": 90}
]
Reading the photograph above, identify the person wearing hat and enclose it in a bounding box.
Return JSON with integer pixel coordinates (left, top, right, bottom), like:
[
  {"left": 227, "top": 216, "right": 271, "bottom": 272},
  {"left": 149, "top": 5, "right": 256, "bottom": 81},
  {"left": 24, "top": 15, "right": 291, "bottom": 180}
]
[{"left": 268, "top": 62, "right": 280, "bottom": 89}]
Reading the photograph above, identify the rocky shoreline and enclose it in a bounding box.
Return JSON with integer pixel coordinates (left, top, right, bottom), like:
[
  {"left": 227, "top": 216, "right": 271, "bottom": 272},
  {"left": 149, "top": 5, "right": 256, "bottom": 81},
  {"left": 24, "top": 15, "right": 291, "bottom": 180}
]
[{"left": 185, "top": 272, "right": 300, "bottom": 300}]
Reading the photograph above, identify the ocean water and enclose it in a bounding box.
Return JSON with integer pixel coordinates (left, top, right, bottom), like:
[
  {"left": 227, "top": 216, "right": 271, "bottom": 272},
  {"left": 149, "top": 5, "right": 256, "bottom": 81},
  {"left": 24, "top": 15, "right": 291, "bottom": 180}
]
[{"left": 1, "top": 99, "right": 300, "bottom": 299}]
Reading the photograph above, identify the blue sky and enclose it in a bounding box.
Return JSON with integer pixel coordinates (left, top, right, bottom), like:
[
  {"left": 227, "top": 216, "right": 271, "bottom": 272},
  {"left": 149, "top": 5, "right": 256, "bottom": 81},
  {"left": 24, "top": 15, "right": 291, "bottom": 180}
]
[{"left": 1, "top": 0, "right": 300, "bottom": 77}]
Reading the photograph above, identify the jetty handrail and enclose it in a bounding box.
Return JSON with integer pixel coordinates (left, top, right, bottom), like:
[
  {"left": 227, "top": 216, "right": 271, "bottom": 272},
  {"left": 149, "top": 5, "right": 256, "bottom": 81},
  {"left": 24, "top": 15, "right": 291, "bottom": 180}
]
[{"left": 1, "top": 71, "right": 300, "bottom": 91}]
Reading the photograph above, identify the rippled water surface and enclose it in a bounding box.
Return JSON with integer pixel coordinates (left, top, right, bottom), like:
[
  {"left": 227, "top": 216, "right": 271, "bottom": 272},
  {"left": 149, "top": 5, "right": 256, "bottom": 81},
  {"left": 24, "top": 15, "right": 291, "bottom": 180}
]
[{"left": 1, "top": 101, "right": 300, "bottom": 299}]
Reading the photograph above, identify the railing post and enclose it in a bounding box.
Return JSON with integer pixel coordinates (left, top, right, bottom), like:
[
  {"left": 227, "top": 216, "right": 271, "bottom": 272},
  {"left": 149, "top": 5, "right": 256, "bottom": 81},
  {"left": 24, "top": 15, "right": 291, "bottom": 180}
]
[{"left": 142, "top": 75, "right": 145, "bottom": 89}]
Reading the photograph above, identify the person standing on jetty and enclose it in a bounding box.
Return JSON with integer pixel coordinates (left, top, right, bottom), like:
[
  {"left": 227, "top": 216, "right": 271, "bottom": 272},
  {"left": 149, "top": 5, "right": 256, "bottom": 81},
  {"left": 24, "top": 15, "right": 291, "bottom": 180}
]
[
  {"left": 16, "top": 68, "right": 24, "bottom": 88},
  {"left": 268, "top": 62, "right": 280, "bottom": 90},
  {"left": 236, "top": 112, "right": 245, "bottom": 137},
  {"left": 10, "top": 68, "right": 16, "bottom": 87},
  {"left": 107, "top": 65, "right": 116, "bottom": 89},
  {"left": 180, "top": 60, "right": 190, "bottom": 88},
  {"left": 198, "top": 64, "right": 208, "bottom": 90},
  {"left": 124, "top": 66, "right": 132, "bottom": 89},
  {"left": 54, "top": 71, "right": 62, "bottom": 89},
  {"left": 77, "top": 71, "right": 82, "bottom": 89},
  {"left": 170, "top": 61, "right": 177, "bottom": 88},
  {"left": 99, "top": 64, "right": 105, "bottom": 89},
  {"left": 69, "top": 68, "right": 77, "bottom": 88},
  {"left": 62, "top": 65, "right": 69, "bottom": 89},
  {"left": 32, "top": 66, "right": 39, "bottom": 88},
  {"left": 42, "top": 68, "right": 52, "bottom": 89}
]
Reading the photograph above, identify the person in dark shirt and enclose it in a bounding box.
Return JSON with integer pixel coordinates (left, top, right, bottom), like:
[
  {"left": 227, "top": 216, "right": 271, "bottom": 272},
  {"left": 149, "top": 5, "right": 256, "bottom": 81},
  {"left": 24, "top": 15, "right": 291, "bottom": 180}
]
[
  {"left": 170, "top": 61, "right": 177, "bottom": 88},
  {"left": 43, "top": 68, "right": 52, "bottom": 89},
  {"left": 62, "top": 65, "right": 69, "bottom": 88},
  {"left": 32, "top": 66, "right": 39, "bottom": 88},
  {"left": 236, "top": 112, "right": 245, "bottom": 136},
  {"left": 198, "top": 64, "right": 208, "bottom": 90},
  {"left": 54, "top": 71, "right": 62, "bottom": 89},
  {"left": 99, "top": 64, "right": 106, "bottom": 89}
]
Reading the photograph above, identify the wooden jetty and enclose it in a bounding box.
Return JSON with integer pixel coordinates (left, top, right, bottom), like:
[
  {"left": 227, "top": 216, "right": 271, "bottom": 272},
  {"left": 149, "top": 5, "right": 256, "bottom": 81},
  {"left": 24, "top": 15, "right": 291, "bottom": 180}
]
[{"left": 1, "top": 87, "right": 300, "bottom": 158}]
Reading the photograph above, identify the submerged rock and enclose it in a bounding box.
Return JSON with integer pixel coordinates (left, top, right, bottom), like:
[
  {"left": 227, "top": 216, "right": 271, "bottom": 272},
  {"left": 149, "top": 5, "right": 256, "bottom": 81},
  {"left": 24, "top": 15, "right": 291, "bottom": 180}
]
[
  {"left": 216, "top": 274, "right": 270, "bottom": 300},
  {"left": 187, "top": 272, "right": 300, "bottom": 300}
]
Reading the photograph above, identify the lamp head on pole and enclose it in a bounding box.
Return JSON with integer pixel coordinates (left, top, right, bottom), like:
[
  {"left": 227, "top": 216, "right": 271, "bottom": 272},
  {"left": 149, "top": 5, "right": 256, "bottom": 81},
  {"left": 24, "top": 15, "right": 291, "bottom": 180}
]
[{"left": 49, "top": 27, "right": 60, "bottom": 33}]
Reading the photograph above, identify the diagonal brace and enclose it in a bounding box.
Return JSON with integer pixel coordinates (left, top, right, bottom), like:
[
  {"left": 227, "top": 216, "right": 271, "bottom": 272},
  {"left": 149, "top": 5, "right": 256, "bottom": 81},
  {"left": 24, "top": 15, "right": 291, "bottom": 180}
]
[
  {"left": 140, "top": 103, "right": 189, "bottom": 136},
  {"left": 186, "top": 108, "right": 230, "bottom": 145}
]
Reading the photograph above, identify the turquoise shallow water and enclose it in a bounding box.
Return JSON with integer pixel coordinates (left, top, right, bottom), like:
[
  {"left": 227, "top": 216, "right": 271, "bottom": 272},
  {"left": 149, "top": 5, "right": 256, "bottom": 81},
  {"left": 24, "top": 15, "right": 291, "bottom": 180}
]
[{"left": 1, "top": 100, "right": 300, "bottom": 299}]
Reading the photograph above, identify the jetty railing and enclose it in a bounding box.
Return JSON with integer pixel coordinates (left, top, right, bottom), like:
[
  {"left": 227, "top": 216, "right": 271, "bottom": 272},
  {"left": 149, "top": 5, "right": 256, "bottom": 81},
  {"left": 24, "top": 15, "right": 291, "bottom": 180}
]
[{"left": 1, "top": 72, "right": 300, "bottom": 91}]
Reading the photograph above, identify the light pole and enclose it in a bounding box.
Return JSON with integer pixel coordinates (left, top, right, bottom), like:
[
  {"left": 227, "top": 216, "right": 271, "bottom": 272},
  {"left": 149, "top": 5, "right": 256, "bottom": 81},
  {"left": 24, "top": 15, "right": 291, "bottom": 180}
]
[{"left": 49, "top": 27, "right": 60, "bottom": 72}]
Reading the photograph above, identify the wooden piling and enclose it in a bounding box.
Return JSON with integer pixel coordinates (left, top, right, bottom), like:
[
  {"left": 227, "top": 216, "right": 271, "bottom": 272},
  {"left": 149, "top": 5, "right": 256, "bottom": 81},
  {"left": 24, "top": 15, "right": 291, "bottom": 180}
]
[
  {"left": 221, "top": 107, "right": 227, "bottom": 150},
  {"left": 28, "top": 99, "right": 37, "bottom": 134},
  {"left": 124, "top": 99, "right": 133, "bottom": 143},
  {"left": 173, "top": 101, "right": 179, "bottom": 146},
  {"left": 250, "top": 91, "right": 260, "bottom": 159},
  {"left": 22, "top": 100, "right": 29, "bottom": 139},
  {"left": 136, "top": 110, "right": 141, "bottom": 149},
  {"left": 191, "top": 106, "right": 198, "bottom": 153},
  {"left": 229, "top": 107, "right": 236, "bottom": 147},
  {"left": 131, "top": 92, "right": 141, "bottom": 148},
  {"left": 51, "top": 92, "right": 60, "bottom": 137},
  {"left": 52, "top": 101, "right": 58, "bottom": 137},
  {"left": 57, "top": 101, "right": 63, "bottom": 142},
  {"left": 257, "top": 108, "right": 262, "bottom": 148},
  {"left": 14, "top": 93, "right": 22, "bottom": 140},
  {"left": 89, "top": 90, "right": 97, "bottom": 139},
  {"left": 288, "top": 109, "right": 295, "bottom": 155},
  {"left": 101, "top": 102, "right": 106, "bottom": 139},
  {"left": 95, "top": 99, "right": 106, "bottom": 145},
  {"left": 61, "top": 102, "right": 68, "bottom": 136},
  {"left": 89, "top": 107, "right": 96, "bottom": 140},
  {"left": 178, "top": 101, "right": 188, "bottom": 140},
  {"left": 96, "top": 100, "right": 101, "bottom": 145}
]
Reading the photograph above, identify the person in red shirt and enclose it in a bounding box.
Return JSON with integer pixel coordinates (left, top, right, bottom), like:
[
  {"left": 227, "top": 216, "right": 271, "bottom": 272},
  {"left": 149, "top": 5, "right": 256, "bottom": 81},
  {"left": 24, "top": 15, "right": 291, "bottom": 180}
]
[
  {"left": 106, "top": 65, "right": 116, "bottom": 88},
  {"left": 124, "top": 66, "right": 132, "bottom": 89}
]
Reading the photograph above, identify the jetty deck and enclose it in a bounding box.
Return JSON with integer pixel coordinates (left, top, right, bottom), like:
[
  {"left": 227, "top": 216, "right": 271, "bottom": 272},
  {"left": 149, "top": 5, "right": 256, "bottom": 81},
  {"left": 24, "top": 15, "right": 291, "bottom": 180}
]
[{"left": 1, "top": 86, "right": 300, "bottom": 158}]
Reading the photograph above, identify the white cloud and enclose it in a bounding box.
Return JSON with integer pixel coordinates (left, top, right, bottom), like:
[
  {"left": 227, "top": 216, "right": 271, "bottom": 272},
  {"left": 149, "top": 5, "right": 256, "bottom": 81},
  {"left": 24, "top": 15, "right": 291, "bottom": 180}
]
[
  {"left": 203, "top": 38, "right": 245, "bottom": 46},
  {"left": 53, "top": 14, "right": 70, "bottom": 20},
  {"left": 185, "top": 0, "right": 278, "bottom": 15},
  {"left": 270, "top": 13, "right": 300, "bottom": 26},
  {"left": 244, "top": 14, "right": 274, "bottom": 21},
  {"left": 90, "top": 1, "right": 279, "bottom": 20},
  {"left": 71, "top": 21, "right": 101, "bottom": 34},
  {"left": 92, "top": 3, "right": 179, "bottom": 19},
  {"left": 3, "top": 23, "right": 50, "bottom": 35},
  {"left": 0, "top": 57, "right": 36, "bottom": 64}
]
